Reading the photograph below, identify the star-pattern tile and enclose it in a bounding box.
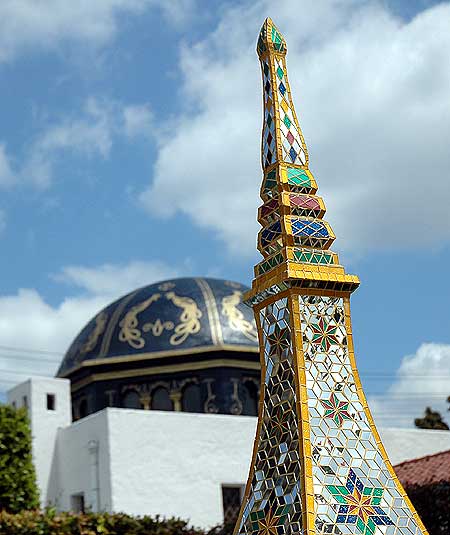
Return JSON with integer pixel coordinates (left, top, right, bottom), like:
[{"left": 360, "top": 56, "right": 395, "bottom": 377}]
[{"left": 236, "top": 17, "right": 428, "bottom": 535}]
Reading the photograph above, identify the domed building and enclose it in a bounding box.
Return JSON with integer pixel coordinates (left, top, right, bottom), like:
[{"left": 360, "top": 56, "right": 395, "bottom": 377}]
[{"left": 59, "top": 277, "right": 260, "bottom": 420}]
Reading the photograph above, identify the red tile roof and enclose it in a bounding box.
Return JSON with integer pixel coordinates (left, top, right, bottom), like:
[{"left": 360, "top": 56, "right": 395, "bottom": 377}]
[{"left": 394, "top": 449, "right": 450, "bottom": 487}]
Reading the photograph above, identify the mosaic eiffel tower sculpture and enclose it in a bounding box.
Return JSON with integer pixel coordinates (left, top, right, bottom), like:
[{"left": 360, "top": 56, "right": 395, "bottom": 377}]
[{"left": 234, "top": 18, "right": 428, "bottom": 535}]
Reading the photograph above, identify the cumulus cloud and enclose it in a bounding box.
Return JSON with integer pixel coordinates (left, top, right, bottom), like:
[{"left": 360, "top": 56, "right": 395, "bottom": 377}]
[
  {"left": 0, "top": 259, "right": 183, "bottom": 393},
  {"left": 56, "top": 260, "right": 180, "bottom": 298},
  {"left": 140, "top": 0, "right": 450, "bottom": 256},
  {"left": 0, "top": 97, "right": 153, "bottom": 188},
  {"left": 0, "top": 0, "right": 197, "bottom": 63},
  {"left": 369, "top": 343, "right": 450, "bottom": 428},
  {"left": 22, "top": 98, "right": 115, "bottom": 187},
  {"left": 123, "top": 104, "right": 154, "bottom": 139}
]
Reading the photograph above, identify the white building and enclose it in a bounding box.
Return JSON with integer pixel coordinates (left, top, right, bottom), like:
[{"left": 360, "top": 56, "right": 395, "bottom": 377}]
[
  {"left": 7, "top": 277, "right": 450, "bottom": 527},
  {"left": 7, "top": 376, "right": 450, "bottom": 528}
]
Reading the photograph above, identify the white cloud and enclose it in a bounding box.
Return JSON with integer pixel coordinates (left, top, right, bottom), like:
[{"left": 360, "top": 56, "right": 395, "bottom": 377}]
[
  {"left": 0, "top": 259, "right": 183, "bottom": 393},
  {"left": 0, "top": 0, "right": 196, "bottom": 63},
  {"left": 56, "top": 260, "right": 180, "bottom": 298},
  {"left": 22, "top": 98, "right": 117, "bottom": 187},
  {"left": 123, "top": 104, "right": 153, "bottom": 138},
  {"left": 370, "top": 343, "right": 450, "bottom": 428},
  {"left": 156, "top": 0, "right": 198, "bottom": 28},
  {"left": 140, "top": 0, "right": 450, "bottom": 256},
  {"left": 6, "top": 97, "right": 153, "bottom": 188}
]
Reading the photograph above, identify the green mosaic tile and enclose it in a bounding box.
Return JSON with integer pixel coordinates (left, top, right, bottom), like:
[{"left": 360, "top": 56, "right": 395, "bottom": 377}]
[
  {"left": 271, "top": 27, "right": 284, "bottom": 52},
  {"left": 262, "top": 170, "right": 277, "bottom": 196},
  {"left": 257, "top": 253, "right": 283, "bottom": 275},
  {"left": 293, "top": 249, "right": 334, "bottom": 265},
  {"left": 367, "top": 518, "right": 376, "bottom": 535},
  {"left": 287, "top": 167, "right": 311, "bottom": 188}
]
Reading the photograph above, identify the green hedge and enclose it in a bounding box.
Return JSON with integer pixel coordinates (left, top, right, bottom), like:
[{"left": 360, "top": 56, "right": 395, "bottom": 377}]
[
  {"left": 0, "top": 494, "right": 447, "bottom": 535},
  {"left": 0, "top": 511, "right": 229, "bottom": 535},
  {"left": 0, "top": 405, "right": 39, "bottom": 512}
]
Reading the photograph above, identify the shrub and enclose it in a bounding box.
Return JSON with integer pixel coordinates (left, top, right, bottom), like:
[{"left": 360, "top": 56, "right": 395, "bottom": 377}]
[
  {"left": 0, "top": 510, "right": 226, "bottom": 535},
  {"left": 0, "top": 404, "right": 39, "bottom": 512},
  {"left": 406, "top": 482, "right": 450, "bottom": 535}
]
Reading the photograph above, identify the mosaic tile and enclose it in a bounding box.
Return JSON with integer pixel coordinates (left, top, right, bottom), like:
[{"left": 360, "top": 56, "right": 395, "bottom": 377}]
[
  {"left": 299, "top": 296, "right": 424, "bottom": 535},
  {"left": 236, "top": 16, "right": 427, "bottom": 535},
  {"left": 236, "top": 299, "right": 303, "bottom": 535}
]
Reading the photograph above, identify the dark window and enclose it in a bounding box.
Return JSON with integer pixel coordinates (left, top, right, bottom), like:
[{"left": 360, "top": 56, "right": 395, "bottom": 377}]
[
  {"left": 22, "top": 395, "right": 28, "bottom": 409},
  {"left": 182, "top": 383, "right": 202, "bottom": 413},
  {"left": 242, "top": 382, "right": 258, "bottom": 416},
  {"left": 122, "top": 390, "right": 141, "bottom": 409},
  {"left": 47, "top": 393, "right": 56, "bottom": 410},
  {"left": 78, "top": 399, "right": 88, "bottom": 419},
  {"left": 105, "top": 390, "right": 115, "bottom": 407},
  {"left": 151, "top": 387, "right": 172, "bottom": 411},
  {"left": 71, "top": 493, "right": 85, "bottom": 513},
  {"left": 222, "top": 486, "right": 242, "bottom": 524},
  {"left": 11, "top": 401, "right": 16, "bottom": 409}
]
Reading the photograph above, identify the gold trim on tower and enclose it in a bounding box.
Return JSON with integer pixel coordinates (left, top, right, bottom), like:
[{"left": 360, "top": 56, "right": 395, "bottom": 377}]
[{"left": 234, "top": 18, "right": 428, "bottom": 535}]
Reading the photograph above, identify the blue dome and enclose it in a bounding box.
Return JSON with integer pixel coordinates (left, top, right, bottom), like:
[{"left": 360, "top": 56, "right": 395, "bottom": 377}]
[{"left": 58, "top": 277, "right": 258, "bottom": 377}]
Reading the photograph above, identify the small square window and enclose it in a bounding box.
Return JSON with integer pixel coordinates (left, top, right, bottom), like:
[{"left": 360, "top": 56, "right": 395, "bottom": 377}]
[
  {"left": 222, "top": 485, "right": 243, "bottom": 524},
  {"left": 47, "top": 393, "right": 56, "bottom": 411}
]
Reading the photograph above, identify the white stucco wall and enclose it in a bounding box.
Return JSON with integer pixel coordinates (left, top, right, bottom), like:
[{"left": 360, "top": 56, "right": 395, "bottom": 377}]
[
  {"left": 52, "top": 410, "right": 113, "bottom": 512},
  {"left": 107, "top": 409, "right": 256, "bottom": 527},
  {"left": 7, "top": 377, "right": 71, "bottom": 508}
]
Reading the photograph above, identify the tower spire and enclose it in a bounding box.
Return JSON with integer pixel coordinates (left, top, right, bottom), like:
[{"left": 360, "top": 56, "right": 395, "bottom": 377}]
[
  {"left": 253, "top": 18, "right": 358, "bottom": 293},
  {"left": 234, "top": 19, "right": 429, "bottom": 535},
  {"left": 258, "top": 18, "right": 308, "bottom": 168}
]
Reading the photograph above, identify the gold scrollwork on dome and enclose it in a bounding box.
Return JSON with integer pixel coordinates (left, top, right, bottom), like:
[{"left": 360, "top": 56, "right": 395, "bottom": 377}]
[
  {"left": 81, "top": 311, "right": 108, "bottom": 354},
  {"left": 165, "top": 292, "right": 202, "bottom": 345},
  {"left": 143, "top": 318, "right": 174, "bottom": 336},
  {"left": 117, "top": 291, "right": 202, "bottom": 349},
  {"left": 118, "top": 294, "right": 161, "bottom": 349},
  {"left": 221, "top": 290, "right": 258, "bottom": 342},
  {"left": 158, "top": 282, "right": 176, "bottom": 291}
]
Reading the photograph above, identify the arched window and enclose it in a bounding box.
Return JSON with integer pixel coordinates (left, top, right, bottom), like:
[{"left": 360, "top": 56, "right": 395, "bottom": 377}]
[
  {"left": 78, "top": 398, "right": 89, "bottom": 419},
  {"left": 151, "top": 387, "right": 173, "bottom": 411},
  {"left": 122, "top": 390, "right": 141, "bottom": 409},
  {"left": 242, "top": 381, "right": 259, "bottom": 416},
  {"left": 182, "top": 383, "right": 202, "bottom": 413}
]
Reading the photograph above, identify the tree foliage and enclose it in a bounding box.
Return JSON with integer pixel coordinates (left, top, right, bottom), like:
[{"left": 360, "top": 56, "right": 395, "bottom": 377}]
[
  {"left": 405, "top": 482, "right": 450, "bottom": 535},
  {"left": 414, "top": 407, "right": 449, "bottom": 430},
  {"left": 0, "top": 404, "right": 39, "bottom": 512}
]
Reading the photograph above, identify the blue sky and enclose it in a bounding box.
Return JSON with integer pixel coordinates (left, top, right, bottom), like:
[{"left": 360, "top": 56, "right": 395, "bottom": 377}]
[{"left": 1, "top": 0, "right": 450, "bottom": 427}]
